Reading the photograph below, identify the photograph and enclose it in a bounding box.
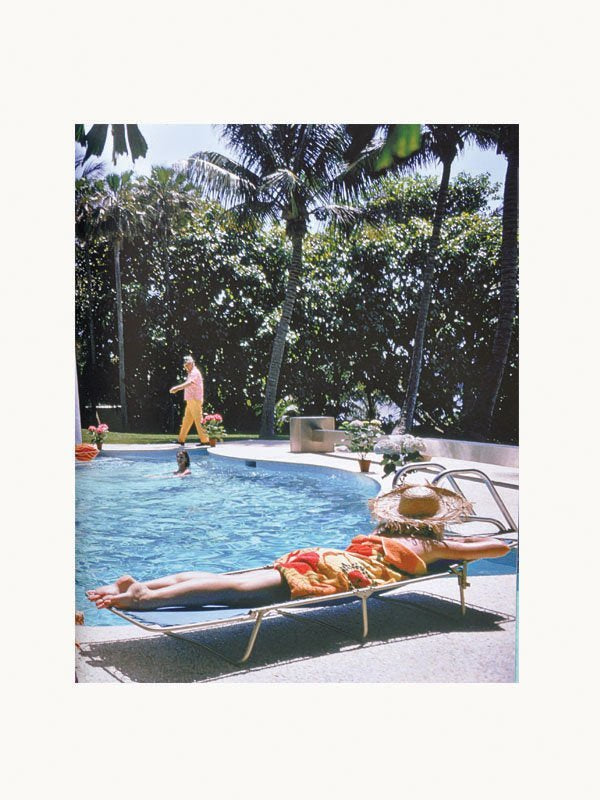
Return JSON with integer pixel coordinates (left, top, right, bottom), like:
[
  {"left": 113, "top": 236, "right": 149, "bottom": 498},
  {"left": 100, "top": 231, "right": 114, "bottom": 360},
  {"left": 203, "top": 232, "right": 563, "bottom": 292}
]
[{"left": 74, "top": 123, "right": 519, "bottom": 684}]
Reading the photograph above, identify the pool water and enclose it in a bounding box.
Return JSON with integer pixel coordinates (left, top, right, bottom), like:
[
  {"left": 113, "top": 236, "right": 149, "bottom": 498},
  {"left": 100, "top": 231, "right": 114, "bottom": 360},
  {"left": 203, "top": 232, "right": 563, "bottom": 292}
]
[{"left": 76, "top": 452, "right": 379, "bottom": 625}]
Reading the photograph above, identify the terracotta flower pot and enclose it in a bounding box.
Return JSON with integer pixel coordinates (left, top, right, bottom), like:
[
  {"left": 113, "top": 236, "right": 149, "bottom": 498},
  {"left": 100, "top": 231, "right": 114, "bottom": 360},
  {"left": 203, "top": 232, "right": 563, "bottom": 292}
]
[
  {"left": 358, "top": 458, "right": 371, "bottom": 473},
  {"left": 96, "top": 441, "right": 103, "bottom": 451},
  {"left": 75, "top": 443, "right": 99, "bottom": 462},
  {"left": 209, "top": 437, "right": 218, "bottom": 447}
]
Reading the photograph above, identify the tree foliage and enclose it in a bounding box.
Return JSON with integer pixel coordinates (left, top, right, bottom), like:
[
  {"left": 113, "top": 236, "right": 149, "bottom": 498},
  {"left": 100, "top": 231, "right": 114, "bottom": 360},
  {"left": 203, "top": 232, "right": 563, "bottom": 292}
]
[{"left": 75, "top": 170, "right": 518, "bottom": 443}]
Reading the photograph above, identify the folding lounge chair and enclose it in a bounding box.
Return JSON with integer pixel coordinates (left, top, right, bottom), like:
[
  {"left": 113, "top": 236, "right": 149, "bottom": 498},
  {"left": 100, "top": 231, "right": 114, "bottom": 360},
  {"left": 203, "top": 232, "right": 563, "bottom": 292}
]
[
  {"left": 104, "top": 562, "right": 461, "bottom": 665},
  {"left": 106, "top": 465, "right": 518, "bottom": 665}
]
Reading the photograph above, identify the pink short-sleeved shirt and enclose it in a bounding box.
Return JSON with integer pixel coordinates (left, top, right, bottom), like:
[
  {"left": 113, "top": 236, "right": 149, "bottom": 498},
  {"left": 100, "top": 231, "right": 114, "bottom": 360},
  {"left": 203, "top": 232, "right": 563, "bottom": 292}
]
[{"left": 184, "top": 366, "right": 204, "bottom": 402}]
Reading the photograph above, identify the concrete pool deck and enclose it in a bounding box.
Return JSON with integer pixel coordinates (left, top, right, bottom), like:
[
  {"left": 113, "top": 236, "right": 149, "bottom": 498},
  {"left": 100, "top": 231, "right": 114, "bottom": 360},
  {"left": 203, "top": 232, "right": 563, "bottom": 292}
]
[{"left": 76, "top": 440, "right": 518, "bottom": 683}]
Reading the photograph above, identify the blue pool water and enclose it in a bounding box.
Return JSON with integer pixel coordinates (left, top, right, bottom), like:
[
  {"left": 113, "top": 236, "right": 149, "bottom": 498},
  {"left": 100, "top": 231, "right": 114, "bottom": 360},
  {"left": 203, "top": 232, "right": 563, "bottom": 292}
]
[{"left": 76, "top": 452, "right": 379, "bottom": 625}]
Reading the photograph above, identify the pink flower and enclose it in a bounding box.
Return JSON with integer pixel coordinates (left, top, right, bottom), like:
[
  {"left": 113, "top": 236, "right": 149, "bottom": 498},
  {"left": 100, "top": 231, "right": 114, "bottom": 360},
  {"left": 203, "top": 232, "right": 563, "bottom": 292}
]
[
  {"left": 88, "top": 426, "right": 96, "bottom": 433},
  {"left": 98, "top": 424, "right": 109, "bottom": 432},
  {"left": 213, "top": 414, "right": 223, "bottom": 422}
]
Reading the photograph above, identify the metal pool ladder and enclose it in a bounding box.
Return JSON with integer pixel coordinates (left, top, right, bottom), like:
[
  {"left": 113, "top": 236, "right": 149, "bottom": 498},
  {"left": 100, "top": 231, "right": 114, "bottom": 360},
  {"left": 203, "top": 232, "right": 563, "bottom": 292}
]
[{"left": 392, "top": 462, "right": 518, "bottom": 535}]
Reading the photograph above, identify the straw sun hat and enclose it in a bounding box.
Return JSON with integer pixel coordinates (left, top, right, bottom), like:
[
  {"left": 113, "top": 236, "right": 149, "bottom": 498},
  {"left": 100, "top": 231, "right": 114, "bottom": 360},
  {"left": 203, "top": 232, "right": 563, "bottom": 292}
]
[{"left": 368, "top": 483, "right": 474, "bottom": 538}]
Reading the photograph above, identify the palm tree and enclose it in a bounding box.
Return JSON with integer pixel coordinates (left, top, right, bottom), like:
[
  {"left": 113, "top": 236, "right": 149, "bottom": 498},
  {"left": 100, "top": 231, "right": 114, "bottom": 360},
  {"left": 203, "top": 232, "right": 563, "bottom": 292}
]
[
  {"left": 336, "top": 124, "right": 499, "bottom": 435},
  {"left": 141, "top": 166, "right": 199, "bottom": 430},
  {"left": 399, "top": 125, "right": 479, "bottom": 433},
  {"left": 462, "top": 124, "right": 519, "bottom": 439},
  {"left": 183, "top": 124, "right": 359, "bottom": 437},
  {"left": 75, "top": 148, "right": 107, "bottom": 419},
  {"left": 337, "top": 124, "right": 473, "bottom": 431},
  {"left": 86, "top": 171, "right": 144, "bottom": 429},
  {"left": 142, "top": 166, "right": 198, "bottom": 317}
]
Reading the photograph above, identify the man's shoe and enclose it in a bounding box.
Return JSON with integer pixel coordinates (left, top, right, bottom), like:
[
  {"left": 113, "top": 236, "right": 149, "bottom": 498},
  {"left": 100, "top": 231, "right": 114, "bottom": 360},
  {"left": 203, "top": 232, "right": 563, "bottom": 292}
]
[
  {"left": 196, "top": 442, "right": 210, "bottom": 447},
  {"left": 171, "top": 440, "right": 186, "bottom": 445}
]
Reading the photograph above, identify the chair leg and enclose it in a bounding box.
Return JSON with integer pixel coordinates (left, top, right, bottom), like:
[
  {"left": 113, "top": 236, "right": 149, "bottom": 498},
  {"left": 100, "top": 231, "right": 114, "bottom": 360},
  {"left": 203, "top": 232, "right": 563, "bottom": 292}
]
[
  {"left": 279, "top": 598, "right": 369, "bottom": 644},
  {"left": 239, "top": 611, "right": 265, "bottom": 663},
  {"left": 360, "top": 596, "right": 369, "bottom": 639},
  {"left": 163, "top": 611, "right": 266, "bottom": 666},
  {"left": 457, "top": 563, "right": 470, "bottom": 616}
]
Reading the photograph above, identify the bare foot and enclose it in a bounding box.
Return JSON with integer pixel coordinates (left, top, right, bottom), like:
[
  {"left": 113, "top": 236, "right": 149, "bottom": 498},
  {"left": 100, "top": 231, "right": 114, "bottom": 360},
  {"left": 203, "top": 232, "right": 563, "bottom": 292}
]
[
  {"left": 96, "top": 581, "right": 154, "bottom": 610},
  {"left": 86, "top": 575, "right": 136, "bottom": 602}
]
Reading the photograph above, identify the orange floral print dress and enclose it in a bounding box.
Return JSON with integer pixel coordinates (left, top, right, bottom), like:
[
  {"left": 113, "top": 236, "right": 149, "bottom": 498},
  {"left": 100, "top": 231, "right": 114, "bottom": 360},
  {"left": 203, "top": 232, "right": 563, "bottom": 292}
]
[{"left": 273, "top": 535, "right": 427, "bottom": 599}]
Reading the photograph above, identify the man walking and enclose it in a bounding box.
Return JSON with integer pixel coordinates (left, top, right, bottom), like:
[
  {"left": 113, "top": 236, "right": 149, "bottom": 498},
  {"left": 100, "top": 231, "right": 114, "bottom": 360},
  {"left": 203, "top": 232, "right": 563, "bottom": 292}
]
[{"left": 170, "top": 355, "right": 210, "bottom": 446}]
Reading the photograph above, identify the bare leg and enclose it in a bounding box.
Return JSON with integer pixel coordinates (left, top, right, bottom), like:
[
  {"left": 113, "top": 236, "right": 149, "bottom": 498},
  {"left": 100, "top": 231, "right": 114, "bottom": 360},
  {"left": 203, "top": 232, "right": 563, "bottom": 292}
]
[
  {"left": 87, "top": 571, "right": 214, "bottom": 601},
  {"left": 86, "top": 575, "right": 136, "bottom": 601},
  {"left": 96, "top": 568, "right": 289, "bottom": 610},
  {"left": 143, "top": 571, "right": 215, "bottom": 590}
]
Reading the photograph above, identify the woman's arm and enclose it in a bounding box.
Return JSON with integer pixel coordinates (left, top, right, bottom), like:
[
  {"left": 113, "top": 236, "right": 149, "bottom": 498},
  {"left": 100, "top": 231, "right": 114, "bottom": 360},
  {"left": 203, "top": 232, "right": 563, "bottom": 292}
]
[{"left": 431, "top": 537, "right": 511, "bottom": 562}]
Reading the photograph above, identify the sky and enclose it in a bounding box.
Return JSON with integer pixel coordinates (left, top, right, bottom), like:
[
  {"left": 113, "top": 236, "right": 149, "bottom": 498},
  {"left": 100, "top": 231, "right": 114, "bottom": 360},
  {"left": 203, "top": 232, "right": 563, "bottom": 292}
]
[{"left": 89, "top": 123, "right": 508, "bottom": 192}]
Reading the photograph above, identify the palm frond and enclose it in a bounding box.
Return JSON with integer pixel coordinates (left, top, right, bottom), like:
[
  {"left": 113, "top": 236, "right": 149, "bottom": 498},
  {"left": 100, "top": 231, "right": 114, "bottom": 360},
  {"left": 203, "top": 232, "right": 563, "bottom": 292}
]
[
  {"left": 333, "top": 139, "right": 386, "bottom": 202},
  {"left": 218, "top": 125, "right": 280, "bottom": 174},
  {"left": 312, "top": 202, "right": 362, "bottom": 223},
  {"left": 184, "top": 151, "right": 259, "bottom": 208},
  {"left": 260, "top": 168, "right": 299, "bottom": 201},
  {"left": 343, "top": 125, "right": 382, "bottom": 161},
  {"left": 75, "top": 146, "right": 107, "bottom": 181},
  {"left": 227, "top": 198, "right": 280, "bottom": 228},
  {"left": 298, "top": 125, "right": 349, "bottom": 184}
]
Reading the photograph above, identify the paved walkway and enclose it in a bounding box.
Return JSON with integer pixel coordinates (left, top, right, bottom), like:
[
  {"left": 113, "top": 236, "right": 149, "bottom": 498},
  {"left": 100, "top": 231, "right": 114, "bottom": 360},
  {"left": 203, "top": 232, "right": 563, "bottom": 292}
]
[{"left": 76, "top": 440, "right": 518, "bottom": 683}]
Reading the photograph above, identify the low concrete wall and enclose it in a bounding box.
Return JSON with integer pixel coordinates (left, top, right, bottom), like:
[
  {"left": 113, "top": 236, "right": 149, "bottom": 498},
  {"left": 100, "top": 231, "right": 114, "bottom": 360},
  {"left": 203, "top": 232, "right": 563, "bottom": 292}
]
[{"left": 423, "top": 437, "right": 518, "bottom": 468}]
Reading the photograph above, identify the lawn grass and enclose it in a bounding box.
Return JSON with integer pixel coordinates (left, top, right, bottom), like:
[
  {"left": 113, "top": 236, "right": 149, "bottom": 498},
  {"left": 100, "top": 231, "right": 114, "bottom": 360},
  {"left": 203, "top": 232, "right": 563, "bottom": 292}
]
[{"left": 80, "top": 430, "right": 288, "bottom": 445}]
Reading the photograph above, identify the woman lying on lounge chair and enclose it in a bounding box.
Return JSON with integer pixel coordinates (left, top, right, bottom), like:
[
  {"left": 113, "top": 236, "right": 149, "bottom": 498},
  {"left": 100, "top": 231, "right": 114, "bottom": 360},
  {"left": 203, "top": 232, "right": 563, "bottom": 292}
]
[{"left": 87, "top": 485, "right": 510, "bottom": 611}]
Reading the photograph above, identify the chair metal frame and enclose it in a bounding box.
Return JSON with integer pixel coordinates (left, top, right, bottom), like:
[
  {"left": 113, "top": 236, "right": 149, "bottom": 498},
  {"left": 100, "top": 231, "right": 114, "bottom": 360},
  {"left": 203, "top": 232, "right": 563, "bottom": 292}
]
[{"left": 107, "top": 559, "right": 482, "bottom": 665}]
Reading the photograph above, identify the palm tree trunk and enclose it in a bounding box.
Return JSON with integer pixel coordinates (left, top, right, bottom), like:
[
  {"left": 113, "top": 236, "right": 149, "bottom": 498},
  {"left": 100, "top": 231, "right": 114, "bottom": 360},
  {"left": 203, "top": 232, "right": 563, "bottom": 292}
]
[
  {"left": 163, "top": 231, "right": 176, "bottom": 433},
  {"left": 114, "top": 240, "right": 129, "bottom": 430},
  {"left": 85, "top": 255, "right": 97, "bottom": 418},
  {"left": 464, "top": 146, "right": 519, "bottom": 439},
  {"left": 366, "top": 390, "right": 376, "bottom": 420},
  {"left": 401, "top": 156, "right": 453, "bottom": 432},
  {"left": 259, "top": 232, "right": 303, "bottom": 438}
]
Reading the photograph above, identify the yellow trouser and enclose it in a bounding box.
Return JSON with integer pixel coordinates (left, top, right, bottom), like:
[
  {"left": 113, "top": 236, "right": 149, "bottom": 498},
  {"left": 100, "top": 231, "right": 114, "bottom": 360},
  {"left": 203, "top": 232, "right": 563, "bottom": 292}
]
[{"left": 178, "top": 399, "right": 209, "bottom": 444}]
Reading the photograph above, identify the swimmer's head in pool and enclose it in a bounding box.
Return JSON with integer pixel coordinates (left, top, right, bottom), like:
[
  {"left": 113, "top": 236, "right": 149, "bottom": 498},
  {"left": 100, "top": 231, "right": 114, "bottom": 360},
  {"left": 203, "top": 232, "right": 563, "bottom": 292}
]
[{"left": 176, "top": 450, "right": 190, "bottom": 469}]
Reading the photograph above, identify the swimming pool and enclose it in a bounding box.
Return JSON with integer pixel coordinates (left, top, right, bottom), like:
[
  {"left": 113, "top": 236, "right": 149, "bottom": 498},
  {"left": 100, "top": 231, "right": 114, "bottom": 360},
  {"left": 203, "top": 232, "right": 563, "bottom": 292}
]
[{"left": 76, "top": 451, "right": 380, "bottom": 625}]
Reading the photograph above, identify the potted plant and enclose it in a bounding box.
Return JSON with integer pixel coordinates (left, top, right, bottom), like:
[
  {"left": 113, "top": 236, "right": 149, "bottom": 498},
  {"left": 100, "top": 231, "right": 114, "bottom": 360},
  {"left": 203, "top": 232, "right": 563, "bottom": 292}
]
[
  {"left": 87, "top": 423, "right": 109, "bottom": 451},
  {"left": 339, "top": 419, "right": 382, "bottom": 472},
  {"left": 202, "top": 413, "right": 226, "bottom": 446},
  {"left": 374, "top": 434, "right": 427, "bottom": 476}
]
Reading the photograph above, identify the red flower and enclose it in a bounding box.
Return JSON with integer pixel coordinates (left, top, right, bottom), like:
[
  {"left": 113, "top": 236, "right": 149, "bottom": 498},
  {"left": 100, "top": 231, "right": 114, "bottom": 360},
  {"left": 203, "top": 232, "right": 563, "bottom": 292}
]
[
  {"left": 347, "top": 570, "right": 370, "bottom": 588},
  {"left": 347, "top": 542, "right": 375, "bottom": 557},
  {"left": 279, "top": 550, "right": 320, "bottom": 575}
]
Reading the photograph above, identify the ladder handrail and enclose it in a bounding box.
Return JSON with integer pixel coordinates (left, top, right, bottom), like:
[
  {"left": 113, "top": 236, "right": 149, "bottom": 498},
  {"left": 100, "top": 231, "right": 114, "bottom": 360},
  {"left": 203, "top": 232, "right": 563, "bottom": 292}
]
[
  {"left": 391, "top": 463, "right": 518, "bottom": 535},
  {"left": 431, "top": 468, "right": 517, "bottom": 534},
  {"left": 392, "top": 462, "right": 447, "bottom": 487}
]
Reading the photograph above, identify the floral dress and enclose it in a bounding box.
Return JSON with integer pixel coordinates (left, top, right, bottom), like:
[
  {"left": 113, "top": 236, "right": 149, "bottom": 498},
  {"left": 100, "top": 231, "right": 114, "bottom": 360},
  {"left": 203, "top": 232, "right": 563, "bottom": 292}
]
[{"left": 273, "top": 535, "right": 427, "bottom": 599}]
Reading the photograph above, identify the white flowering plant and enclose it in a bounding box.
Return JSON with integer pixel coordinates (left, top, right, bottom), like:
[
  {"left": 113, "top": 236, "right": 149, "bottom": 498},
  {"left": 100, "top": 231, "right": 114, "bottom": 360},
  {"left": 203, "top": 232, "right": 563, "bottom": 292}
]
[
  {"left": 374, "top": 434, "right": 427, "bottom": 476},
  {"left": 339, "top": 419, "right": 383, "bottom": 458}
]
